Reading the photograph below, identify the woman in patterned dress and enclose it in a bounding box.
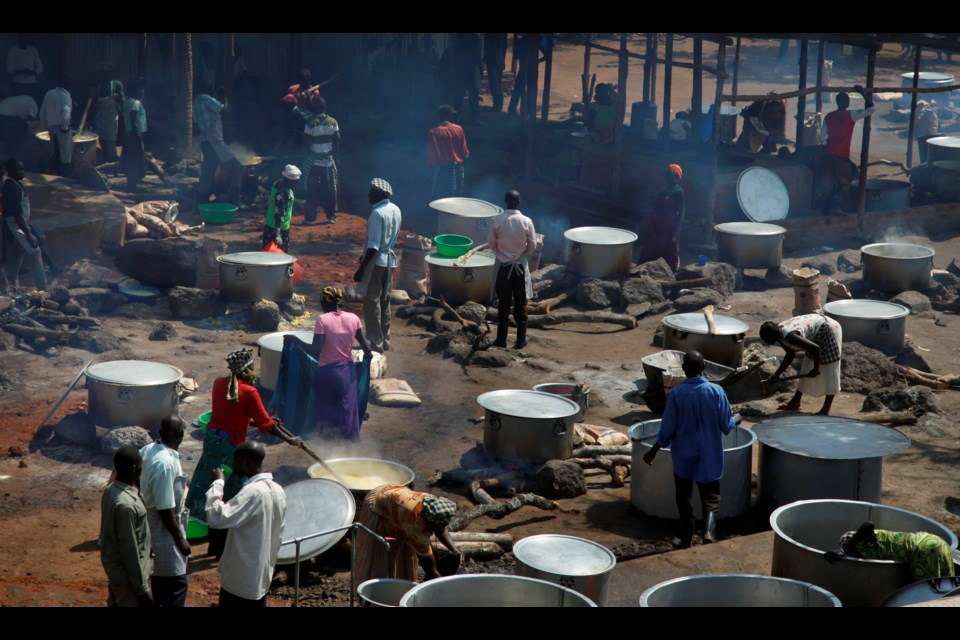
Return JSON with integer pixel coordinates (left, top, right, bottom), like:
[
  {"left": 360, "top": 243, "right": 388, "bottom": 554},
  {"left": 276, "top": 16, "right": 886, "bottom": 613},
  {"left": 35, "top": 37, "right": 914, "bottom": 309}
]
[
  {"left": 759, "top": 313, "right": 843, "bottom": 415},
  {"left": 824, "top": 521, "right": 955, "bottom": 580}
]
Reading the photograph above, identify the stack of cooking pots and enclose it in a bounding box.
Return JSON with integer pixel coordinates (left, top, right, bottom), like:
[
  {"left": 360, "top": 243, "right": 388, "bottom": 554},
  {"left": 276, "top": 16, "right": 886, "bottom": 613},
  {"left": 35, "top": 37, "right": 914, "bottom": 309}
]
[
  {"left": 660, "top": 312, "right": 748, "bottom": 368},
  {"left": 218, "top": 251, "right": 297, "bottom": 302},
  {"left": 563, "top": 227, "right": 637, "bottom": 278},
  {"left": 85, "top": 360, "right": 182, "bottom": 431}
]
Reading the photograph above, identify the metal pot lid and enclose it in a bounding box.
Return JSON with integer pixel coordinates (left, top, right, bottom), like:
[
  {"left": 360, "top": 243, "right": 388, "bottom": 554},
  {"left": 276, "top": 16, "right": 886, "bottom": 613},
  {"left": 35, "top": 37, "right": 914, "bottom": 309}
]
[
  {"left": 823, "top": 299, "right": 910, "bottom": 320},
  {"left": 514, "top": 535, "right": 616, "bottom": 576},
  {"left": 563, "top": 226, "right": 638, "bottom": 245},
  {"left": 217, "top": 251, "right": 297, "bottom": 266},
  {"left": 736, "top": 166, "right": 790, "bottom": 222},
  {"left": 662, "top": 312, "right": 749, "bottom": 336},
  {"left": 257, "top": 331, "right": 314, "bottom": 352},
  {"left": 429, "top": 197, "right": 502, "bottom": 218},
  {"left": 882, "top": 577, "right": 960, "bottom": 607},
  {"left": 901, "top": 71, "right": 954, "bottom": 82},
  {"left": 276, "top": 478, "right": 355, "bottom": 564},
  {"left": 477, "top": 390, "right": 580, "bottom": 419},
  {"left": 35, "top": 131, "right": 99, "bottom": 143},
  {"left": 932, "top": 160, "right": 960, "bottom": 171},
  {"left": 753, "top": 415, "right": 910, "bottom": 459},
  {"left": 714, "top": 221, "right": 787, "bottom": 236},
  {"left": 86, "top": 360, "right": 183, "bottom": 386},
  {"left": 307, "top": 457, "right": 415, "bottom": 489},
  {"left": 926, "top": 136, "right": 960, "bottom": 149},
  {"left": 861, "top": 243, "right": 935, "bottom": 259},
  {"left": 425, "top": 251, "right": 496, "bottom": 268}
]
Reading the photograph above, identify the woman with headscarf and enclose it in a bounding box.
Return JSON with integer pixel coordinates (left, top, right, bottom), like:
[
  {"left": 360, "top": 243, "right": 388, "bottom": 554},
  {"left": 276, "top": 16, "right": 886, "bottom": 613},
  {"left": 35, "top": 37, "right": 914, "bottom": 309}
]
[
  {"left": 355, "top": 484, "right": 463, "bottom": 583},
  {"left": 185, "top": 347, "right": 300, "bottom": 559},
  {"left": 305, "top": 285, "right": 372, "bottom": 442},
  {"left": 824, "top": 521, "right": 955, "bottom": 581},
  {"left": 262, "top": 164, "right": 301, "bottom": 253},
  {"left": 759, "top": 314, "right": 843, "bottom": 416},
  {"left": 640, "top": 164, "right": 685, "bottom": 272}
]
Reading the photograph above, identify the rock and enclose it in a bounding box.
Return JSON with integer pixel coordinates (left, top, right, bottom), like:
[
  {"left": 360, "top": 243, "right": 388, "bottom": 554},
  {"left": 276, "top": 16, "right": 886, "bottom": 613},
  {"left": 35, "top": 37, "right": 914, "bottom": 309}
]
[
  {"left": 426, "top": 334, "right": 450, "bottom": 354},
  {"left": 625, "top": 302, "right": 651, "bottom": 318},
  {"left": 733, "top": 402, "right": 771, "bottom": 420},
  {"left": 0, "top": 331, "right": 16, "bottom": 352},
  {"left": 54, "top": 413, "right": 97, "bottom": 446},
  {"left": 0, "top": 370, "right": 21, "bottom": 389},
  {"left": 576, "top": 278, "right": 620, "bottom": 310},
  {"left": 837, "top": 251, "right": 861, "bottom": 273},
  {"left": 531, "top": 263, "right": 566, "bottom": 284},
  {"left": 948, "top": 258, "right": 960, "bottom": 277},
  {"left": 61, "top": 300, "right": 84, "bottom": 316},
  {"left": 69, "top": 328, "right": 122, "bottom": 354},
  {"left": 890, "top": 291, "right": 932, "bottom": 315},
  {"left": 535, "top": 460, "right": 587, "bottom": 499},
  {"left": 168, "top": 286, "right": 226, "bottom": 320},
  {"left": 250, "top": 300, "right": 281, "bottom": 332},
  {"left": 72, "top": 289, "right": 127, "bottom": 315},
  {"left": 6, "top": 445, "right": 23, "bottom": 457},
  {"left": 49, "top": 284, "right": 71, "bottom": 304},
  {"left": 100, "top": 426, "right": 153, "bottom": 456},
  {"left": 631, "top": 258, "right": 675, "bottom": 282},
  {"left": 675, "top": 262, "right": 736, "bottom": 299},
  {"left": 840, "top": 342, "right": 902, "bottom": 394},
  {"left": 652, "top": 325, "right": 664, "bottom": 348},
  {"left": 444, "top": 336, "right": 473, "bottom": 360},
  {"left": 800, "top": 260, "right": 835, "bottom": 276},
  {"left": 115, "top": 238, "right": 200, "bottom": 288},
  {"left": 919, "top": 282, "right": 951, "bottom": 302},
  {"left": 843, "top": 278, "right": 870, "bottom": 299},
  {"left": 523, "top": 358, "right": 556, "bottom": 372},
  {"left": 895, "top": 346, "right": 933, "bottom": 372},
  {"left": 187, "top": 332, "right": 219, "bottom": 343},
  {"left": 935, "top": 315, "right": 950, "bottom": 327},
  {"left": 148, "top": 322, "right": 178, "bottom": 341},
  {"left": 67, "top": 259, "right": 134, "bottom": 289},
  {"left": 764, "top": 266, "right": 794, "bottom": 287},
  {"left": 862, "top": 386, "right": 939, "bottom": 414},
  {"left": 390, "top": 290, "right": 411, "bottom": 305},
  {"left": 671, "top": 288, "right": 724, "bottom": 312},
  {"left": 278, "top": 296, "right": 306, "bottom": 318},
  {"left": 620, "top": 276, "right": 665, "bottom": 307},
  {"left": 455, "top": 301, "right": 488, "bottom": 324},
  {"left": 470, "top": 349, "right": 514, "bottom": 368},
  {"left": 931, "top": 270, "right": 960, "bottom": 287}
]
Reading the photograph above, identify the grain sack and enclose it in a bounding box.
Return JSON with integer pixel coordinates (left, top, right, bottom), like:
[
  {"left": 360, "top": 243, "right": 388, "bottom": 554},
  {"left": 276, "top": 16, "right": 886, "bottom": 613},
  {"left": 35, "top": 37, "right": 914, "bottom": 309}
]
[
  {"left": 353, "top": 349, "right": 387, "bottom": 379},
  {"left": 574, "top": 423, "right": 630, "bottom": 447},
  {"left": 371, "top": 378, "right": 421, "bottom": 407}
]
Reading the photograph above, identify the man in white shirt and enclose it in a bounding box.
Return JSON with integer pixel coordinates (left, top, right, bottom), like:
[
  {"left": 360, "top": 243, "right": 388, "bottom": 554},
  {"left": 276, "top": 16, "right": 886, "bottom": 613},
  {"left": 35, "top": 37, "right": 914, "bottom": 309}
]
[
  {"left": 354, "top": 178, "right": 401, "bottom": 353},
  {"left": 139, "top": 416, "right": 191, "bottom": 607},
  {"left": 6, "top": 34, "right": 43, "bottom": 104},
  {"left": 0, "top": 95, "right": 37, "bottom": 159},
  {"left": 38, "top": 74, "right": 73, "bottom": 176},
  {"left": 487, "top": 189, "right": 537, "bottom": 349},
  {"left": 205, "top": 441, "right": 286, "bottom": 607}
]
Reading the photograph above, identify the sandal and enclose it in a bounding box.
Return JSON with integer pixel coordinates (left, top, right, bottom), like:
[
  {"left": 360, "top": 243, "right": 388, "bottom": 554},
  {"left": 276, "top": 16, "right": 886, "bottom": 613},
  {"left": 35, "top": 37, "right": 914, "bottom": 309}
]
[{"left": 778, "top": 402, "right": 802, "bottom": 411}]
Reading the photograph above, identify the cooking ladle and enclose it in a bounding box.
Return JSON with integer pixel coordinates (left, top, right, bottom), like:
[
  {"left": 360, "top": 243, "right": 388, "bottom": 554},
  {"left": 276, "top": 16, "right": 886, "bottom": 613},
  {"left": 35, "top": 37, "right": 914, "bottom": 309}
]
[{"left": 298, "top": 440, "right": 351, "bottom": 487}]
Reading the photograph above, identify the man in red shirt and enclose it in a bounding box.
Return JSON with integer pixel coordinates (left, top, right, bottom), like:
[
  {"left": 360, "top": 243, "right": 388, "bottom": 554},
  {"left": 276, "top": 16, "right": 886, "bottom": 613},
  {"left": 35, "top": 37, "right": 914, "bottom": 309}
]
[
  {"left": 427, "top": 105, "right": 469, "bottom": 199},
  {"left": 818, "top": 84, "right": 875, "bottom": 215}
]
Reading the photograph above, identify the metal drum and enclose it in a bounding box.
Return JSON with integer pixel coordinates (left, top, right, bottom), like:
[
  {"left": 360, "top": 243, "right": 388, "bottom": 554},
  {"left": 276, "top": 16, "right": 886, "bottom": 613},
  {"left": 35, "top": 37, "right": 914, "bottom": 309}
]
[
  {"left": 218, "top": 251, "right": 297, "bottom": 302},
  {"left": 531, "top": 383, "right": 589, "bottom": 423},
  {"left": 882, "top": 577, "right": 960, "bottom": 607},
  {"left": 823, "top": 299, "right": 910, "bottom": 356},
  {"left": 770, "top": 499, "right": 958, "bottom": 607},
  {"left": 849, "top": 179, "right": 912, "bottom": 212},
  {"left": 661, "top": 312, "right": 748, "bottom": 368},
  {"left": 399, "top": 574, "right": 597, "bottom": 607},
  {"left": 628, "top": 420, "right": 756, "bottom": 519},
  {"left": 860, "top": 243, "right": 934, "bottom": 294},
  {"left": 900, "top": 71, "right": 955, "bottom": 108},
  {"left": 425, "top": 251, "right": 498, "bottom": 306},
  {"left": 754, "top": 416, "right": 911, "bottom": 513},
  {"left": 513, "top": 535, "right": 617, "bottom": 606},
  {"left": 639, "top": 574, "right": 841, "bottom": 607},
  {"left": 276, "top": 478, "right": 355, "bottom": 565},
  {"left": 357, "top": 579, "right": 418, "bottom": 607},
  {"left": 715, "top": 222, "right": 787, "bottom": 269},
  {"left": 35, "top": 130, "right": 99, "bottom": 167},
  {"left": 85, "top": 360, "right": 182, "bottom": 430},
  {"left": 478, "top": 390, "right": 580, "bottom": 462},
  {"left": 563, "top": 227, "right": 637, "bottom": 279},
  {"left": 736, "top": 166, "right": 790, "bottom": 223},
  {"left": 431, "top": 198, "right": 502, "bottom": 243},
  {"left": 256, "top": 331, "right": 314, "bottom": 391},
  {"left": 925, "top": 136, "right": 960, "bottom": 164},
  {"left": 307, "top": 457, "right": 415, "bottom": 503}
]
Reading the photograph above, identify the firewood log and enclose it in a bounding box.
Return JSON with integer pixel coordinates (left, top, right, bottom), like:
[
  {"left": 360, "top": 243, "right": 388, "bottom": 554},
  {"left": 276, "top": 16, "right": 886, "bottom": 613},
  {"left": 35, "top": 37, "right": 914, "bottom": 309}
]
[
  {"left": 469, "top": 479, "right": 496, "bottom": 505},
  {"left": 395, "top": 304, "right": 440, "bottom": 319},
  {"left": 571, "top": 445, "right": 632, "bottom": 458},
  {"left": 526, "top": 310, "right": 636, "bottom": 330},
  {"left": 529, "top": 288, "right": 577, "bottom": 316},
  {"left": 567, "top": 456, "right": 632, "bottom": 486},
  {"left": 857, "top": 411, "right": 918, "bottom": 426},
  {"left": 433, "top": 541, "right": 504, "bottom": 560},
  {"left": 1, "top": 323, "right": 70, "bottom": 343},
  {"left": 449, "top": 493, "right": 560, "bottom": 532}
]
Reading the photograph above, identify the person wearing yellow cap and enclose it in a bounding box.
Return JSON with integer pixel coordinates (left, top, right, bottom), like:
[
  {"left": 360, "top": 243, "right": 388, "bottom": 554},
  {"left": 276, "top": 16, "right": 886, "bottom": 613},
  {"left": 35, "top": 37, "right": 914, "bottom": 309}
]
[
  {"left": 640, "top": 164, "right": 685, "bottom": 272},
  {"left": 262, "top": 164, "right": 301, "bottom": 253}
]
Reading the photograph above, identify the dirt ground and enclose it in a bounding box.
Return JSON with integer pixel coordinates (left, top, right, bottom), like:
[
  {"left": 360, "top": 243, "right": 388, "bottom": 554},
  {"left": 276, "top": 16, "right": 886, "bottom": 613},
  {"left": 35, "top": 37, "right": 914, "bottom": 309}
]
[{"left": 2, "top": 36, "right": 960, "bottom": 608}]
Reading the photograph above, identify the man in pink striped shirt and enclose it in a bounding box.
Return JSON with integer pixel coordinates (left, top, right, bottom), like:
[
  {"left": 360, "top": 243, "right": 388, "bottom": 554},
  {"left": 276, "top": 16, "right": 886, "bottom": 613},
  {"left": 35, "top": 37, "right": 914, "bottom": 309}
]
[{"left": 487, "top": 190, "right": 538, "bottom": 349}]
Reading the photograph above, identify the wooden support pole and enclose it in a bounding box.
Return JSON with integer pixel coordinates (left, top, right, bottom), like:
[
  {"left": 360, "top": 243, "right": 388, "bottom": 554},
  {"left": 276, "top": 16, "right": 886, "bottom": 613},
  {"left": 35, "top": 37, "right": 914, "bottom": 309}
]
[
  {"left": 906, "top": 46, "right": 923, "bottom": 168},
  {"left": 692, "top": 37, "right": 703, "bottom": 131},
  {"left": 649, "top": 35, "right": 658, "bottom": 112},
  {"left": 663, "top": 34, "right": 674, "bottom": 149},
  {"left": 857, "top": 46, "right": 878, "bottom": 230},
  {"left": 525, "top": 35, "right": 539, "bottom": 125},
  {"left": 731, "top": 37, "right": 741, "bottom": 107},
  {"left": 540, "top": 34, "right": 553, "bottom": 123},
  {"left": 582, "top": 33, "right": 592, "bottom": 106},
  {"left": 815, "top": 40, "right": 825, "bottom": 114},
  {"left": 711, "top": 42, "right": 726, "bottom": 145},
  {"left": 642, "top": 33, "right": 653, "bottom": 103},
  {"left": 611, "top": 33, "right": 629, "bottom": 200},
  {"left": 796, "top": 39, "right": 809, "bottom": 152}
]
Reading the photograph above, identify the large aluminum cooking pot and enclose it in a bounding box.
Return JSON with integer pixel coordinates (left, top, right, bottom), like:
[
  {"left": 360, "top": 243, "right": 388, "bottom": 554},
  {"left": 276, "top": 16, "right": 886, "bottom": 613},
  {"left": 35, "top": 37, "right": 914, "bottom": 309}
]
[
  {"left": 629, "top": 420, "right": 755, "bottom": 519},
  {"left": 931, "top": 160, "right": 960, "bottom": 201},
  {"left": 85, "top": 360, "right": 182, "bottom": 430},
  {"left": 661, "top": 312, "right": 748, "bottom": 368},
  {"left": 754, "top": 415, "right": 911, "bottom": 513},
  {"left": 399, "top": 574, "right": 597, "bottom": 607},
  {"left": 925, "top": 135, "right": 960, "bottom": 164},
  {"left": 823, "top": 299, "right": 909, "bottom": 356},
  {"left": 256, "top": 330, "right": 313, "bottom": 391},
  {"left": 882, "top": 577, "right": 960, "bottom": 607},
  {"left": 770, "top": 499, "right": 958, "bottom": 607},
  {"left": 714, "top": 222, "right": 786, "bottom": 269},
  {"left": 36, "top": 130, "right": 99, "bottom": 166},
  {"left": 563, "top": 226, "right": 637, "bottom": 278},
  {"left": 478, "top": 390, "right": 580, "bottom": 462},
  {"left": 307, "top": 457, "right": 415, "bottom": 503},
  {"left": 357, "top": 579, "right": 418, "bottom": 607},
  {"left": 430, "top": 197, "right": 502, "bottom": 243},
  {"left": 860, "top": 242, "right": 934, "bottom": 293},
  {"left": 275, "top": 478, "right": 355, "bottom": 564},
  {"left": 513, "top": 535, "right": 616, "bottom": 606},
  {"left": 217, "top": 251, "right": 296, "bottom": 302},
  {"left": 531, "top": 383, "right": 588, "bottom": 422},
  {"left": 849, "top": 179, "right": 912, "bottom": 212},
  {"left": 900, "top": 71, "right": 955, "bottom": 108},
  {"left": 639, "top": 574, "right": 841, "bottom": 607},
  {"left": 425, "top": 251, "right": 497, "bottom": 306}
]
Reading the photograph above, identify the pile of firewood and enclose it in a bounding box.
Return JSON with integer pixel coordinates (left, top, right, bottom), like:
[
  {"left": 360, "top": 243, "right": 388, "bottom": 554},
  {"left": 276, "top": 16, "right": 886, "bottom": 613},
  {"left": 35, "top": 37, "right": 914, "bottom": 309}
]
[
  {"left": 0, "top": 287, "right": 99, "bottom": 351},
  {"left": 897, "top": 365, "right": 960, "bottom": 390}
]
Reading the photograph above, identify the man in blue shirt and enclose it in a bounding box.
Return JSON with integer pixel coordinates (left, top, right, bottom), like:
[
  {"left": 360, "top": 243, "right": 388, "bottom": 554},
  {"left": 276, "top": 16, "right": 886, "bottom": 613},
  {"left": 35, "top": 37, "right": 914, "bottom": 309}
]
[
  {"left": 643, "top": 350, "right": 735, "bottom": 548},
  {"left": 354, "top": 178, "right": 401, "bottom": 353}
]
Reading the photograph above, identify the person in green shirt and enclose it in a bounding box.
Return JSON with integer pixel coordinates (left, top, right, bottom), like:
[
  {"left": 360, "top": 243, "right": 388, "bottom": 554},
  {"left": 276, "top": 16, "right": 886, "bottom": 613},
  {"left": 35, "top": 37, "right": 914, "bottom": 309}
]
[{"left": 262, "top": 164, "right": 301, "bottom": 253}]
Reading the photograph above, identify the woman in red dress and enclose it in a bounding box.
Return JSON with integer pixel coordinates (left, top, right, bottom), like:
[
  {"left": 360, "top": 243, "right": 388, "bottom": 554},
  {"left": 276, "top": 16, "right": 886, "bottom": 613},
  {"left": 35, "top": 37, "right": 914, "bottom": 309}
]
[{"left": 640, "top": 164, "right": 685, "bottom": 272}]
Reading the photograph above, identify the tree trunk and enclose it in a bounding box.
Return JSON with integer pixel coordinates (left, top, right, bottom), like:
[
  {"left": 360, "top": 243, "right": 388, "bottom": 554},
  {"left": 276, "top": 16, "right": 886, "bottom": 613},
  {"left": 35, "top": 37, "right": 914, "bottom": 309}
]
[{"left": 176, "top": 33, "right": 194, "bottom": 155}]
